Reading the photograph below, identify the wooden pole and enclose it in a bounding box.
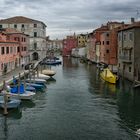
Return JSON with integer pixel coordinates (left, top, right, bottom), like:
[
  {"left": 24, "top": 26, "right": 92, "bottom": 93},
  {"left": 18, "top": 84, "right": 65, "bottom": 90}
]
[
  {"left": 3, "top": 81, "right": 8, "bottom": 115},
  {"left": 33, "top": 70, "right": 35, "bottom": 83},
  {"left": 18, "top": 73, "right": 21, "bottom": 95},
  {"left": 24, "top": 72, "right": 26, "bottom": 89},
  {"left": 37, "top": 67, "right": 39, "bottom": 78},
  {"left": 29, "top": 67, "right": 31, "bottom": 84}
]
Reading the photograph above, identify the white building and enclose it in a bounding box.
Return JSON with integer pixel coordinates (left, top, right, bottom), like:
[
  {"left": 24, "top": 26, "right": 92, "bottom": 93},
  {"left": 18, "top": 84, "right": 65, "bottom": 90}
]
[{"left": 0, "top": 16, "right": 47, "bottom": 61}]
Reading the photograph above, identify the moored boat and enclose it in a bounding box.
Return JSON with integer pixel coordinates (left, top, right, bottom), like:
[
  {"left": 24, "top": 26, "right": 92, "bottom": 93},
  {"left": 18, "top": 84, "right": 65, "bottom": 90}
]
[
  {"left": 26, "top": 82, "right": 45, "bottom": 89},
  {"left": 0, "top": 96, "right": 21, "bottom": 109},
  {"left": 100, "top": 68, "right": 117, "bottom": 84},
  {"left": 35, "top": 73, "right": 50, "bottom": 80},
  {"left": 26, "top": 78, "right": 46, "bottom": 85},
  {"left": 41, "top": 69, "right": 56, "bottom": 77},
  {"left": 7, "top": 85, "right": 36, "bottom": 100}
]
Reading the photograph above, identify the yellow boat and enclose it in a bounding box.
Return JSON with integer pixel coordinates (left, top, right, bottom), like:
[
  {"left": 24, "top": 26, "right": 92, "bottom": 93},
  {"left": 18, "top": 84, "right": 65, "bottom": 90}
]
[{"left": 100, "top": 68, "right": 117, "bottom": 84}]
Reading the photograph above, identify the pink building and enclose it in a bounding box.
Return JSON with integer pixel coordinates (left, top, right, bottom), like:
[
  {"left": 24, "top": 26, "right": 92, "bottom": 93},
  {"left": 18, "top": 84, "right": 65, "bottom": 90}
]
[
  {"left": 62, "top": 35, "right": 77, "bottom": 56},
  {"left": 5, "top": 28, "right": 30, "bottom": 66},
  {"left": 0, "top": 28, "right": 29, "bottom": 75}
]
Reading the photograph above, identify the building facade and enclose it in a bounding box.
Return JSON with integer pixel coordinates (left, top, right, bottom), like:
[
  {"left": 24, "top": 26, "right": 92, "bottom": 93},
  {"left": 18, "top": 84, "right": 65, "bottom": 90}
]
[
  {"left": 62, "top": 35, "right": 77, "bottom": 57},
  {"left": 0, "top": 28, "right": 29, "bottom": 75},
  {"left": 0, "top": 16, "right": 47, "bottom": 61},
  {"left": 118, "top": 22, "right": 140, "bottom": 81}
]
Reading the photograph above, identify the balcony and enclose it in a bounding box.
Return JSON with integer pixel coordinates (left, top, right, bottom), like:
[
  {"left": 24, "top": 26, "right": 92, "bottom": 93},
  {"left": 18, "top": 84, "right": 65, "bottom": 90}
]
[
  {"left": 119, "top": 55, "right": 132, "bottom": 63},
  {"left": 122, "top": 46, "right": 133, "bottom": 50}
]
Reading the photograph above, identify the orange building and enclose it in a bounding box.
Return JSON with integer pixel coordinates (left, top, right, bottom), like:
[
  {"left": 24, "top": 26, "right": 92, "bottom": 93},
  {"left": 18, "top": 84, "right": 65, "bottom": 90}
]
[{"left": 100, "top": 22, "right": 125, "bottom": 67}]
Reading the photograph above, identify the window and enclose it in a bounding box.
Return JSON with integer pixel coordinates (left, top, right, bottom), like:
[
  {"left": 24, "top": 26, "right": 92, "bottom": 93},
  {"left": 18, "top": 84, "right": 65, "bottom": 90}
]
[
  {"left": 17, "top": 46, "right": 20, "bottom": 52},
  {"left": 24, "top": 47, "right": 27, "bottom": 51},
  {"left": 129, "top": 67, "right": 131, "bottom": 72},
  {"left": 0, "top": 25, "right": 2, "bottom": 28},
  {"left": 14, "top": 24, "right": 17, "bottom": 28},
  {"left": 118, "top": 34, "right": 121, "bottom": 41},
  {"left": 123, "top": 34, "right": 126, "bottom": 41},
  {"left": 118, "top": 63, "right": 120, "bottom": 67},
  {"left": 22, "top": 24, "right": 24, "bottom": 28},
  {"left": 1, "top": 47, "right": 4, "bottom": 54},
  {"left": 106, "top": 49, "right": 109, "bottom": 53},
  {"left": 34, "top": 24, "right": 37, "bottom": 28},
  {"left": 34, "top": 32, "right": 37, "bottom": 37},
  {"left": 103, "top": 41, "right": 104, "bottom": 45},
  {"left": 106, "top": 41, "right": 109, "bottom": 45},
  {"left": 106, "top": 33, "right": 109, "bottom": 37},
  {"left": 129, "top": 33, "right": 133, "bottom": 41},
  {"left": 6, "top": 47, "right": 9, "bottom": 54},
  {"left": 34, "top": 43, "right": 37, "bottom": 50}
]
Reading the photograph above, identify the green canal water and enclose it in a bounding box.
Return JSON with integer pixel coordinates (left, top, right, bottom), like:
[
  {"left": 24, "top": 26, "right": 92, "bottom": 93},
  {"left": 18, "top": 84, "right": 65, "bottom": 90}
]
[{"left": 0, "top": 57, "right": 140, "bottom": 140}]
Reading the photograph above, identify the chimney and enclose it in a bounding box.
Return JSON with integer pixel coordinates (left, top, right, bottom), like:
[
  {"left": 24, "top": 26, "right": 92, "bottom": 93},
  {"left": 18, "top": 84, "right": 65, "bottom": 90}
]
[{"left": 131, "top": 17, "right": 135, "bottom": 23}]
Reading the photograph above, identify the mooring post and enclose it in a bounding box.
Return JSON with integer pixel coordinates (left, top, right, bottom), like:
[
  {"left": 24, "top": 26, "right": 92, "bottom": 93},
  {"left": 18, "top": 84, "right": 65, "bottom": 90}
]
[
  {"left": 18, "top": 73, "right": 21, "bottom": 95},
  {"left": 3, "top": 81, "right": 8, "bottom": 115},
  {"left": 37, "top": 67, "right": 39, "bottom": 78},
  {"left": 24, "top": 72, "right": 26, "bottom": 89}
]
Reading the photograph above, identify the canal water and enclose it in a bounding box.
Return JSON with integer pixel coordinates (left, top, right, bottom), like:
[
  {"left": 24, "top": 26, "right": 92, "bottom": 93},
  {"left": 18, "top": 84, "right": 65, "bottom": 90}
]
[{"left": 0, "top": 57, "right": 140, "bottom": 140}]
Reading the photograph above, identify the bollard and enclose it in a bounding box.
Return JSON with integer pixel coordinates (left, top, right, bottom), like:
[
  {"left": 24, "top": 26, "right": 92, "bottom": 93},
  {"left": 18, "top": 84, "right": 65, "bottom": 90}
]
[
  {"left": 24, "top": 72, "right": 26, "bottom": 89},
  {"left": 3, "top": 92, "right": 8, "bottom": 115},
  {"left": 3, "top": 81, "right": 8, "bottom": 115}
]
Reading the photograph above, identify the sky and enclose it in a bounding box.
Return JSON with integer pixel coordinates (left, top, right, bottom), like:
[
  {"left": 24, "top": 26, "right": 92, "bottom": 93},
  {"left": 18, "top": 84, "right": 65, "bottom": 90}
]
[{"left": 0, "top": 0, "right": 140, "bottom": 39}]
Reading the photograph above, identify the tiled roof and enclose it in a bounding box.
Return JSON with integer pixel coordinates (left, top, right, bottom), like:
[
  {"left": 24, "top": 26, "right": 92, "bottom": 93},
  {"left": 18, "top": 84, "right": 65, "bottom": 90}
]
[
  {"left": 0, "top": 16, "right": 47, "bottom": 27},
  {"left": 118, "top": 21, "right": 140, "bottom": 31}
]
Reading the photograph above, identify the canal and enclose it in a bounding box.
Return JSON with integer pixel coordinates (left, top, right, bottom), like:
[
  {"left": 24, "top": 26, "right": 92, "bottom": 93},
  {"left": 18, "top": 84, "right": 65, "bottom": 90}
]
[{"left": 0, "top": 57, "right": 140, "bottom": 140}]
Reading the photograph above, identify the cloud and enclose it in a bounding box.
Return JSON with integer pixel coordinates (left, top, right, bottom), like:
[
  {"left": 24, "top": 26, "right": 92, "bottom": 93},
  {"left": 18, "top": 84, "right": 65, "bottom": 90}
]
[{"left": 0, "top": 0, "right": 140, "bottom": 39}]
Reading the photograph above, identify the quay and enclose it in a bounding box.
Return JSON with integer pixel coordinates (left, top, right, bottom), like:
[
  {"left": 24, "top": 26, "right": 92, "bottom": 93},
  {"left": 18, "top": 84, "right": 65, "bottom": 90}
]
[{"left": 0, "top": 67, "right": 27, "bottom": 88}]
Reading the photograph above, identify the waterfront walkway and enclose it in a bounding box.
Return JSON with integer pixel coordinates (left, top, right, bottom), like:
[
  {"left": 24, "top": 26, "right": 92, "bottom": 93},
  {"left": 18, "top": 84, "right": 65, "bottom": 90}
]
[{"left": 0, "top": 67, "right": 25, "bottom": 88}]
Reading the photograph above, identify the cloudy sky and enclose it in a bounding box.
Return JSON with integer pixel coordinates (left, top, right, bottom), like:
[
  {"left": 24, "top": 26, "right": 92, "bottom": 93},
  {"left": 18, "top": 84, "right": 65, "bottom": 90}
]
[{"left": 0, "top": 0, "right": 140, "bottom": 39}]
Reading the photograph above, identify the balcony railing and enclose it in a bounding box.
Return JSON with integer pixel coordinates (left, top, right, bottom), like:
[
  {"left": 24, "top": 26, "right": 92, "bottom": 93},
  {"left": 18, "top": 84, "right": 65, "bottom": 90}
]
[{"left": 119, "top": 55, "right": 132, "bottom": 63}]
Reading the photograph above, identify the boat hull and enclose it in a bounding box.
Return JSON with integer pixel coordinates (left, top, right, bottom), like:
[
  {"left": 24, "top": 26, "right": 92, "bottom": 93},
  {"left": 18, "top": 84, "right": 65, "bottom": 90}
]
[
  {"left": 42, "top": 70, "right": 56, "bottom": 77},
  {"left": 100, "top": 68, "right": 117, "bottom": 84},
  {"left": 0, "top": 96, "right": 21, "bottom": 109},
  {"left": 8, "top": 91, "right": 36, "bottom": 100}
]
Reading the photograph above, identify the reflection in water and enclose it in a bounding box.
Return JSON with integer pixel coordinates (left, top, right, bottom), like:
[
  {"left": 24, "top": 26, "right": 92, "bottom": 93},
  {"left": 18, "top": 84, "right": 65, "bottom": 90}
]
[
  {"left": 0, "top": 108, "right": 22, "bottom": 140},
  {"left": 0, "top": 108, "right": 22, "bottom": 120},
  {"left": 21, "top": 100, "right": 36, "bottom": 109},
  {"left": 0, "top": 57, "right": 139, "bottom": 140},
  {"left": 47, "top": 77, "right": 56, "bottom": 84},
  {"left": 85, "top": 61, "right": 140, "bottom": 137},
  {"left": 3, "top": 116, "right": 8, "bottom": 140}
]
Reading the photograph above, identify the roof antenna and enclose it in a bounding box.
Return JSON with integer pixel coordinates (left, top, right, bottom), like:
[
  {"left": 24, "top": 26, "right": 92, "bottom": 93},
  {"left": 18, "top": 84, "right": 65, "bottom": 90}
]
[{"left": 136, "top": 10, "right": 140, "bottom": 21}]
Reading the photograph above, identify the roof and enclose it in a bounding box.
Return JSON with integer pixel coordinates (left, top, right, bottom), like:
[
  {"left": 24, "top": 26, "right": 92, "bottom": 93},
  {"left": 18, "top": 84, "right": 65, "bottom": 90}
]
[
  {"left": 118, "top": 22, "right": 140, "bottom": 31},
  {"left": 0, "top": 16, "right": 47, "bottom": 27}
]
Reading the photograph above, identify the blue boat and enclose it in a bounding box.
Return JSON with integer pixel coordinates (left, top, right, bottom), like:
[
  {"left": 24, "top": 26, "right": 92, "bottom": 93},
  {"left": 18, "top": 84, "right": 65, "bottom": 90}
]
[
  {"left": 26, "top": 83, "right": 44, "bottom": 89},
  {"left": 25, "top": 86, "right": 36, "bottom": 92},
  {"left": 0, "top": 96, "right": 21, "bottom": 109},
  {"left": 41, "top": 59, "right": 62, "bottom": 65},
  {"left": 26, "top": 78, "right": 46, "bottom": 87}
]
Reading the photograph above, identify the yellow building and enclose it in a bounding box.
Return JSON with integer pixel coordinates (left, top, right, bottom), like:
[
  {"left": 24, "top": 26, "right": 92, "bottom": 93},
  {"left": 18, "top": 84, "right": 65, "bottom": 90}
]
[{"left": 77, "top": 34, "right": 87, "bottom": 48}]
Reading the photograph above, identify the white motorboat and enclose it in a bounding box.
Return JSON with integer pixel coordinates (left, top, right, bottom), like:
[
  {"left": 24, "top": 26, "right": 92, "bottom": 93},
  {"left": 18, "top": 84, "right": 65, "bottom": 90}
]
[
  {"left": 35, "top": 73, "right": 50, "bottom": 80},
  {"left": 41, "top": 69, "right": 56, "bottom": 77}
]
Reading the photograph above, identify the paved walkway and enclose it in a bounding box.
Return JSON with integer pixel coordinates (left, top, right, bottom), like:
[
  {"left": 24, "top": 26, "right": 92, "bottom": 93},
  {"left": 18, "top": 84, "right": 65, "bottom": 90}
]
[
  {"left": 0, "top": 67, "right": 26, "bottom": 88},
  {"left": 0, "top": 60, "right": 42, "bottom": 88}
]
